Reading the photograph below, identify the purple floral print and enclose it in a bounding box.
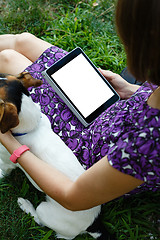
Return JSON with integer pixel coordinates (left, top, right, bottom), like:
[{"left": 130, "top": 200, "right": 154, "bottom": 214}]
[{"left": 25, "top": 46, "right": 160, "bottom": 196}]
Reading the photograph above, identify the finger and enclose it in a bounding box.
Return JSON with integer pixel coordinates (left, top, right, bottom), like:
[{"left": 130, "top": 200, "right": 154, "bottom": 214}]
[{"left": 98, "top": 68, "right": 115, "bottom": 80}]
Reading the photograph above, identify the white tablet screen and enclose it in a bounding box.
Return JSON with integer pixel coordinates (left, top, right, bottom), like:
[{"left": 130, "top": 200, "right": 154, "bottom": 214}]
[{"left": 51, "top": 53, "right": 114, "bottom": 118}]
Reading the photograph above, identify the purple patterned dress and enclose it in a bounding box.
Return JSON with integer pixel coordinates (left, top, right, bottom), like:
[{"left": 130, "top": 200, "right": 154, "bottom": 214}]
[{"left": 25, "top": 46, "right": 160, "bottom": 196}]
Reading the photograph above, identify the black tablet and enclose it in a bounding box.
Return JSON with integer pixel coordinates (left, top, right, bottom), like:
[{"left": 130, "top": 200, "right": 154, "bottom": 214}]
[{"left": 42, "top": 47, "right": 120, "bottom": 127}]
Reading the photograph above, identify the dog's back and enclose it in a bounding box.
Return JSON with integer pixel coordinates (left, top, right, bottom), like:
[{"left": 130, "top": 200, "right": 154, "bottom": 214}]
[{"left": 13, "top": 93, "right": 101, "bottom": 239}]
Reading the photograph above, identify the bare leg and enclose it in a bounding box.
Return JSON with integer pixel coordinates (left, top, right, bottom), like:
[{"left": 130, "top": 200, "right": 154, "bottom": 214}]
[
  {"left": 0, "top": 32, "right": 52, "bottom": 63},
  {"left": 0, "top": 49, "right": 32, "bottom": 75}
]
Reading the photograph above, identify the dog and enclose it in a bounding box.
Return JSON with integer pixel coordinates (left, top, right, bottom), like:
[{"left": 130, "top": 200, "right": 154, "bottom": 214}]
[{"left": 0, "top": 72, "right": 109, "bottom": 239}]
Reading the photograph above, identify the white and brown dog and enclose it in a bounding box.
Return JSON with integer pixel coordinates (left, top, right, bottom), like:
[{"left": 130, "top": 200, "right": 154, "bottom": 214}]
[{"left": 0, "top": 72, "right": 110, "bottom": 240}]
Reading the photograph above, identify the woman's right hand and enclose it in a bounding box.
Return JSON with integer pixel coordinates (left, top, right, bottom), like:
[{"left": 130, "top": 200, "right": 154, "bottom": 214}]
[{"left": 98, "top": 69, "right": 140, "bottom": 99}]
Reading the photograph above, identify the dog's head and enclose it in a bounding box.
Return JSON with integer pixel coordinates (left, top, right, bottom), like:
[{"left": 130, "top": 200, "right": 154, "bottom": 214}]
[{"left": 0, "top": 72, "right": 42, "bottom": 133}]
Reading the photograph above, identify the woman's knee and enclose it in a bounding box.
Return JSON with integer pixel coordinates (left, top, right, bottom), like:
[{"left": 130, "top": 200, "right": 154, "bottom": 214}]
[
  {"left": 0, "top": 49, "right": 31, "bottom": 74},
  {"left": 0, "top": 49, "right": 17, "bottom": 65},
  {"left": 14, "top": 32, "right": 36, "bottom": 53}
]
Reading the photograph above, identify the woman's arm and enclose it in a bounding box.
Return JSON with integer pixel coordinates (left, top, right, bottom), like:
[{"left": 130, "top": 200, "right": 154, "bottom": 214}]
[
  {"left": 0, "top": 131, "right": 144, "bottom": 211},
  {"left": 99, "top": 69, "right": 140, "bottom": 99},
  {"left": 66, "top": 157, "right": 144, "bottom": 210}
]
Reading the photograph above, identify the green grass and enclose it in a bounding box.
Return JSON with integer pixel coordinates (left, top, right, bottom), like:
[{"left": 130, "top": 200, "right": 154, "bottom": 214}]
[{"left": 0, "top": 0, "right": 160, "bottom": 239}]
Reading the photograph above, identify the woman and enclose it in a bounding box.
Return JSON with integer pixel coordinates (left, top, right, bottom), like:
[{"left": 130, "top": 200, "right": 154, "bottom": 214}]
[{"left": 0, "top": 0, "right": 159, "bottom": 211}]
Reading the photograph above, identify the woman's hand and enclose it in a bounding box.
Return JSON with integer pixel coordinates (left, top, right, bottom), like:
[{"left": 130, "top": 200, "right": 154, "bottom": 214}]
[
  {"left": 99, "top": 69, "right": 140, "bottom": 99},
  {"left": 0, "top": 130, "right": 12, "bottom": 145},
  {"left": 0, "top": 130, "right": 21, "bottom": 154}
]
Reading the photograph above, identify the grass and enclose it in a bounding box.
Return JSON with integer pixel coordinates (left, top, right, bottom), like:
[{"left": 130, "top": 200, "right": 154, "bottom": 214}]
[{"left": 0, "top": 0, "right": 160, "bottom": 239}]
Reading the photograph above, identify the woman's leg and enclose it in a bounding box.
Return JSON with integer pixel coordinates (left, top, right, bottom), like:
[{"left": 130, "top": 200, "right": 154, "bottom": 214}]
[
  {"left": 0, "top": 49, "right": 32, "bottom": 75},
  {"left": 0, "top": 32, "right": 52, "bottom": 63}
]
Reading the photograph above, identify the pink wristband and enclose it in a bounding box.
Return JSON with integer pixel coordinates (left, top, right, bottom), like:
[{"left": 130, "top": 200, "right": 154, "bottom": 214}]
[{"left": 10, "top": 145, "right": 30, "bottom": 164}]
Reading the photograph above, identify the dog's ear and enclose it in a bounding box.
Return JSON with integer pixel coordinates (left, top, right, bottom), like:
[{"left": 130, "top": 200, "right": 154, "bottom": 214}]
[
  {"left": 17, "top": 72, "right": 43, "bottom": 89},
  {"left": 0, "top": 99, "right": 5, "bottom": 122},
  {"left": 0, "top": 102, "right": 19, "bottom": 133}
]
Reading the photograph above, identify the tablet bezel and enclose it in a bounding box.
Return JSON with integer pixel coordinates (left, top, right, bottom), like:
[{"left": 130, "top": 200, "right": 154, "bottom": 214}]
[{"left": 42, "top": 47, "right": 120, "bottom": 127}]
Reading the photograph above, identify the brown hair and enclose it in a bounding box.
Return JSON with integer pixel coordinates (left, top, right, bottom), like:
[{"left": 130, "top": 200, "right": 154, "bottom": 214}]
[{"left": 115, "top": 0, "right": 160, "bottom": 85}]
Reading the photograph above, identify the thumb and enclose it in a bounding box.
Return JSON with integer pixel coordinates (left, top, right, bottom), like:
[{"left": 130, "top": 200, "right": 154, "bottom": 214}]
[{"left": 98, "top": 68, "right": 115, "bottom": 81}]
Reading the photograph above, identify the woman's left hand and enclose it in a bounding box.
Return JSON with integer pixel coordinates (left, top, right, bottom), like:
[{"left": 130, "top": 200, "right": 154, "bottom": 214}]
[
  {"left": 0, "top": 130, "right": 10, "bottom": 144},
  {"left": 0, "top": 130, "right": 21, "bottom": 154}
]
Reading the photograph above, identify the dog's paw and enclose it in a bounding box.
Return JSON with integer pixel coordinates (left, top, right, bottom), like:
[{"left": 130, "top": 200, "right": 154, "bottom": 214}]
[
  {"left": 18, "top": 197, "right": 33, "bottom": 213},
  {"left": 18, "top": 197, "right": 42, "bottom": 225}
]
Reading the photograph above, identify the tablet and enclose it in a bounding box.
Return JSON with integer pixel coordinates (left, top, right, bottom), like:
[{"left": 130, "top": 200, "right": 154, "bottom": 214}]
[{"left": 42, "top": 47, "right": 120, "bottom": 127}]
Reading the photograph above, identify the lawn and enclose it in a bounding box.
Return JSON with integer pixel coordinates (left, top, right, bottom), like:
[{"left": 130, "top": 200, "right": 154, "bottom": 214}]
[{"left": 0, "top": 0, "right": 160, "bottom": 239}]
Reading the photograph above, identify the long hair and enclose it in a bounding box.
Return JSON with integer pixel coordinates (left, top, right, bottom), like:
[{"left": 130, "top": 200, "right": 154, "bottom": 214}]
[{"left": 116, "top": 0, "right": 160, "bottom": 85}]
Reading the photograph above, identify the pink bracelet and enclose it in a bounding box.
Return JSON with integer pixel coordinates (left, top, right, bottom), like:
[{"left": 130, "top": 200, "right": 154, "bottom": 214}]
[{"left": 10, "top": 145, "right": 30, "bottom": 164}]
